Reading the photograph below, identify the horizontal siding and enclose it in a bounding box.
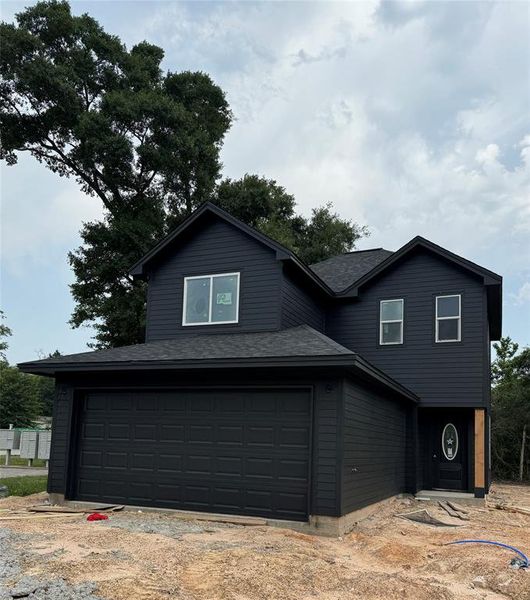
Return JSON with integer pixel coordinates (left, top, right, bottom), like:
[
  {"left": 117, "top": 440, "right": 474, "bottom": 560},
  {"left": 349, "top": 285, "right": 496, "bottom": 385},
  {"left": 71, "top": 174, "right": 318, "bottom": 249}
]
[
  {"left": 146, "top": 219, "right": 281, "bottom": 340},
  {"left": 312, "top": 381, "right": 340, "bottom": 516},
  {"left": 281, "top": 270, "right": 325, "bottom": 331},
  {"left": 341, "top": 379, "right": 408, "bottom": 513},
  {"left": 327, "top": 250, "right": 487, "bottom": 406}
]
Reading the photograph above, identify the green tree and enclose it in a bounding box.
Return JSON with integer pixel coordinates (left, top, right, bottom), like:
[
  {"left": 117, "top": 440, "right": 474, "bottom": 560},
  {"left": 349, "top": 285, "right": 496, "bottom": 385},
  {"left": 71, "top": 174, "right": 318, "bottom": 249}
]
[
  {"left": 214, "top": 175, "right": 367, "bottom": 264},
  {"left": 34, "top": 350, "right": 61, "bottom": 416},
  {"left": 0, "top": 362, "right": 41, "bottom": 428},
  {"left": 0, "top": 310, "right": 12, "bottom": 360},
  {"left": 2, "top": 2, "right": 367, "bottom": 349},
  {"left": 491, "top": 338, "right": 530, "bottom": 481},
  {"left": 1, "top": 0, "right": 232, "bottom": 348}
]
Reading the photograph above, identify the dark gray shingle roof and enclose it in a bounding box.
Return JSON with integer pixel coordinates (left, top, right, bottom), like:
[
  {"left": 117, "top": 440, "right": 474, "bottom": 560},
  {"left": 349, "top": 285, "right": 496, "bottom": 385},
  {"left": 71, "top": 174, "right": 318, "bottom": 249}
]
[
  {"left": 19, "top": 325, "right": 353, "bottom": 368},
  {"left": 310, "top": 249, "right": 394, "bottom": 292},
  {"left": 18, "top": 325, "right": 418, "bottom": 402}
]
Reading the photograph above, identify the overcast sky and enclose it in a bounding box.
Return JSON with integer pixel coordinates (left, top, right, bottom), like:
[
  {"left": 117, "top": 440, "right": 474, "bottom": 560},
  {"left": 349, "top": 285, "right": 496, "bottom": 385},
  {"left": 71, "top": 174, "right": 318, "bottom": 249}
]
[{"left": 1, "top": 0, "right": 529, "bottom": 364}]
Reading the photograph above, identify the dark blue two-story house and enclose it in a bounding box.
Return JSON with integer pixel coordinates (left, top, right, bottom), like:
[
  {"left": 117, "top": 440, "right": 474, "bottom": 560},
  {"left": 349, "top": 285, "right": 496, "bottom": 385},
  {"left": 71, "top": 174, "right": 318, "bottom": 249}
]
[{"left": 20, "top": 202, "right": 502, "bottom": 534}]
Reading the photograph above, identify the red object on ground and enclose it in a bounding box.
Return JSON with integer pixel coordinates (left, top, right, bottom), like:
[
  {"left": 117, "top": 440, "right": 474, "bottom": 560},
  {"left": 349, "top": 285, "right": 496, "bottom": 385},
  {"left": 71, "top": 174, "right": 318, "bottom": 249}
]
[{"left": 86, "top": 512, "right": 109, "bottom": 521}]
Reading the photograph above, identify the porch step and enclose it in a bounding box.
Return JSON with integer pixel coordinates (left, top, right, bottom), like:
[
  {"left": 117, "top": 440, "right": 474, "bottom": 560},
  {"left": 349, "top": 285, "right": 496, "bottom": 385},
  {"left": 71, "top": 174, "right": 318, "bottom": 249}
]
[{"left": 415, "top": 490, "right": 485, "bottom": 506}]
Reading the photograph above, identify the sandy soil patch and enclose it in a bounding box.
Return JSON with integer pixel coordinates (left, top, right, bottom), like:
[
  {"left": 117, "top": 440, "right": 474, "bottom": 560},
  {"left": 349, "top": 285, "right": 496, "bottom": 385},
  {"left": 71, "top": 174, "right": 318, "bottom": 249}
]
[{"left": 1, "top": 483, "right": 528, "bottom": 599}]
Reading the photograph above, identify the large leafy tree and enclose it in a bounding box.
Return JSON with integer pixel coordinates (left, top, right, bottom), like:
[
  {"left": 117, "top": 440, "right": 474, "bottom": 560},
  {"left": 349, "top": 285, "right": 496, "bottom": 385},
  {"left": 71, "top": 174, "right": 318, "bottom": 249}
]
[
  {"left": 0, "top": 310, "right": 12, "bottom": 360},
  {"left": 1, "top": 0, "right": 232, "bottom": 347},
  {"left": 2, "top": 1, "right": 367, "bottom": 349},
  {"left": 0, "top": 314, "right": 48, "bottom": 427},
  {"left": 215, "top": 175, "right": 367, "bottom": 264},
  {"left": 0, "top": 361, "right": 42, "bottom": 428},
  {"left": 491, "top": 337, "right": 530, "bottom": 481}
]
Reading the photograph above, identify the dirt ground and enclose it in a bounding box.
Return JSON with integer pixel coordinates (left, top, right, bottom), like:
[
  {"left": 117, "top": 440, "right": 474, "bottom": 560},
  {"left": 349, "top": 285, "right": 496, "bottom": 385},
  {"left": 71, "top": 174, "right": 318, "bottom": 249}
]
[{"left": 1, "top": 483, "right": 529, "bottom": 600}]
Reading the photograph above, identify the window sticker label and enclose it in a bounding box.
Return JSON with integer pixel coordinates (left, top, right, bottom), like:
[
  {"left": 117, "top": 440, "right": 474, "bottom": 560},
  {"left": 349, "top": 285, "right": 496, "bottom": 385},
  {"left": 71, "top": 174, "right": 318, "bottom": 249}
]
[{"left": 216, "top": 292, "right": 233, "bottom": 305}]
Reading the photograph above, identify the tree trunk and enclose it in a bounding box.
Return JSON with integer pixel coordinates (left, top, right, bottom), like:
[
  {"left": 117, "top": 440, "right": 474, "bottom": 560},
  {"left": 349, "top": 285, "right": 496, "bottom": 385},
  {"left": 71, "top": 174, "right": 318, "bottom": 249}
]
[{"left": 520, "top": 424, "right": 527, "bottom": 482}]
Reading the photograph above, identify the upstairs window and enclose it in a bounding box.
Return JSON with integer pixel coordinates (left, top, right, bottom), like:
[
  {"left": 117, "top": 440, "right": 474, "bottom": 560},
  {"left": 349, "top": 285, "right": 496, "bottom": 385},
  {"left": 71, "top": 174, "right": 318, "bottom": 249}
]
[
  {"left": 380, "top": 299, "right": 404, "bottom": 345},
  {"left": 183, "top": 272, "right": 240, "bottom": 325},
  {"left": 435, "top": 294, "right": 461, "bottom": 342}
]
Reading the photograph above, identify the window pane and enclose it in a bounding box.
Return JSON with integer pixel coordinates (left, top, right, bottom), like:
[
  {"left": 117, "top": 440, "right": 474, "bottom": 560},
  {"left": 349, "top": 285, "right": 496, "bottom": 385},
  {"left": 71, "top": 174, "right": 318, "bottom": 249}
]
[
  {"left": 381, "top": 299, "right": 403, "bottom": 321},
  {"left": 185, "top": 278, "right": 210, "bottom": 323},
  {"left": 438, "top": 318, "right": 459, "bottom": 341},
  {"left": 212, "top": 275, "right": 238, "bottom": 322},
  {"left": 382, "top": 321, "right": 402, "bottom": 344},
  {"left": 437, "top": 296, "right": 459, "bottom": 318}
]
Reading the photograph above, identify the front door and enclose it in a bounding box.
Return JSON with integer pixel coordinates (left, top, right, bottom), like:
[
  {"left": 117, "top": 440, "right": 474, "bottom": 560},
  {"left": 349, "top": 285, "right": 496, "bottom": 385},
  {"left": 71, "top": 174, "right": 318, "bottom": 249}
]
[{"left": 431, "top": 415, "right": 467, "bottom": 491}]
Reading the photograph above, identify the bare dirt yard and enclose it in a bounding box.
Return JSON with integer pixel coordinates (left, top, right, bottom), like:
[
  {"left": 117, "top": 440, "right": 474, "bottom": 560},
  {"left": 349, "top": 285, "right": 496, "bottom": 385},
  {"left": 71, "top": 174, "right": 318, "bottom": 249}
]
[{"left": 1, "top": 483, "right": 529, "bottom": 600}]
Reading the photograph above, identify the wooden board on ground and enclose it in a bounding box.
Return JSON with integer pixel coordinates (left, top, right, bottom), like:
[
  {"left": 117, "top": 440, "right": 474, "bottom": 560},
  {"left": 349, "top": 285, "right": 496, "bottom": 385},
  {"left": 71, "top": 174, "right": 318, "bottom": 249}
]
[
  {"left": 490, "top": 504, "right": 530, "bottom": 516},
  {"left": 0, "top": 513, "right": 81, "bottom": 521},
  {"left": 438, "top": 501, "right": 470, "bottom": 521},
  {"left": 446, "top": 501, "right": 469, "bottom": 515},
  {"left": 28, "top": 504, "right": 124, "bottom": 514}
]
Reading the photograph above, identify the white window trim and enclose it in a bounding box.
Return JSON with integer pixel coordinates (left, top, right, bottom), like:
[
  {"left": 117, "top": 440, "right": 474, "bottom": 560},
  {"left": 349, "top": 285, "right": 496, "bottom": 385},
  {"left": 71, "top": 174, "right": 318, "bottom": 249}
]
[
  {"left": 435, "top": 294, "right": 461, "bottom": 343},
  {"left": 379, "top": 299, "right": 404, "bottom": 345},
  {"left": 182, "top": 272, "right": 240, "bottom": 326}
]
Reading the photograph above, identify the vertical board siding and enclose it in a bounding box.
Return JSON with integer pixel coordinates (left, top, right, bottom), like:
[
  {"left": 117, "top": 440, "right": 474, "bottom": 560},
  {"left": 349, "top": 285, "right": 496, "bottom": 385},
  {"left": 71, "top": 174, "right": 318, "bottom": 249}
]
[
  {"left": 341, "top": 379, "right": 408, "bottom": 513},
  {"left": 327, "top": 250, "right": 487, "bottom": 406},
  {"left": 47, "top": 383, "right": 73, "bottom": 494},
  {"left": 281, "top": 269, "right": 325, "bottom": 332},
  {"left": 146, "top": 219, "right": 282, "bottom": 341}
]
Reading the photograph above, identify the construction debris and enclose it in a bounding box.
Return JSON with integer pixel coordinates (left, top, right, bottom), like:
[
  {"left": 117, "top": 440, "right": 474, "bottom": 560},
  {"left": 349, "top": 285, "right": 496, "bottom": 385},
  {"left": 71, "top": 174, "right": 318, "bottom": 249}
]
[
  {"left": 0, "top": 513, "right": 80, "bottom": 521},
  {"left": 438, "top": 500, "right": 470, "bottom": 521},
  {"left": 446, "top": 500, "right": 469, "bottom": 514},
  {"left": 490, "top": 503, "right": 530, "bottom": 516},
  {"left": 398, "top": 509, "right": 462, "bottom": 527},
  {"left": 27, "top": 504, "right": 124, "bottom": 514}
]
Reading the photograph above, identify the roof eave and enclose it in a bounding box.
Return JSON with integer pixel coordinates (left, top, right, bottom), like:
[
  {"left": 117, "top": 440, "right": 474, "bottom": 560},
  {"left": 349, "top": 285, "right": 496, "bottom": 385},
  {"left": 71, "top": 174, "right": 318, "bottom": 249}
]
[
  {"left": 18, "top": 354, "right": 355, "bottom": 377},
  {"left": 18, "top": 353, "right": 418, "bottom": 403}
]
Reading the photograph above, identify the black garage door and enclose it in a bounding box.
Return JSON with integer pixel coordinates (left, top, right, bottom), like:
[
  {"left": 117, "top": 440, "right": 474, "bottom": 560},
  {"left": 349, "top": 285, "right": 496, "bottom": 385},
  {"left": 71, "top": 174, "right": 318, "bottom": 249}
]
[{"left": 74, "top": 389, "right": 311, "bottom": 520}]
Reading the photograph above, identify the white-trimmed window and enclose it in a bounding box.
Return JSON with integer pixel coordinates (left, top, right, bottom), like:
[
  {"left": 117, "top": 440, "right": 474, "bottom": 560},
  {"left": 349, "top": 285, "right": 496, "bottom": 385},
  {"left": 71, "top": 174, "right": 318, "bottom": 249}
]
[
  {"left": 379, "top": 299, "right": 404, "bottom": 345},
  {"left": 435, "top": 294, "right": 461, "bottom": 342},
  {"left": 183, "top": 272, "right": 240, "bottom": 325}
]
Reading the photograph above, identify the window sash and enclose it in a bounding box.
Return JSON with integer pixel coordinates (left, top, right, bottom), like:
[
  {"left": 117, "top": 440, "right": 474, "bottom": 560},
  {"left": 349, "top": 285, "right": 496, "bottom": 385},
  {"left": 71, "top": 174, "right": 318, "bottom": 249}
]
[
  {"left": 183, "top": 272, "right": 240, "bottom": 325},
  {"left": 379, "top": 299, "right": 404, "bottom": 345},
  {"left": 435, "top": 294, "right": 461, "bottom": 342}
]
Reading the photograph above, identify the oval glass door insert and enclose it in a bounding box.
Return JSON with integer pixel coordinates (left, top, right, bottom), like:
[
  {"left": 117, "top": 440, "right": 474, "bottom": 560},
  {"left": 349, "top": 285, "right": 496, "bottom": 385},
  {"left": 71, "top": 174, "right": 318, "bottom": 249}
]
[{"left": 442, "top": 423, "right": 459, "bottom": 461}]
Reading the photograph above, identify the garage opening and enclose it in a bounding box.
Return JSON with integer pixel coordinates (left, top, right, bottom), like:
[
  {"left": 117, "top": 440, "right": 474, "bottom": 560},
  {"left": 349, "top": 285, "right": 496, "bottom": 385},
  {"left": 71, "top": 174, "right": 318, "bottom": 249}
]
[{"left": 73, "top": 388, "right": 311, "bottom": 521}]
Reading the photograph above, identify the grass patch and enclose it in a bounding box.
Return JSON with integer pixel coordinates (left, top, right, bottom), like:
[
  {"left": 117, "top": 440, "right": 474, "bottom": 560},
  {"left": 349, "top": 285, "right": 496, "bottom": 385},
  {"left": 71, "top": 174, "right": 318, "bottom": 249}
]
[
  {"left": 4, "top": 456, "right": 47, "bottom": 468},
  {"left": 0, "top": 475, "right": 48, "bottom": 497}
]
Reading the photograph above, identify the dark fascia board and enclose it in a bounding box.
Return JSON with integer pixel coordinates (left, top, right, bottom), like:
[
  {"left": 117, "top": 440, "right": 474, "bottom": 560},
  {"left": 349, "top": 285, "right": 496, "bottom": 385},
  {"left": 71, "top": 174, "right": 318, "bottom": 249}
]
[
  {"left": 340, "top": 235, "right": 502, "bottom": 297},
  {"left": 128, "top": 201, "right": 335, "bottom": 296},
  {"left": 18, "top": 355, "right": 354, "bottom": 376},
  {"left": 18, "top": 354, "right": 418, "bottom": 403}
]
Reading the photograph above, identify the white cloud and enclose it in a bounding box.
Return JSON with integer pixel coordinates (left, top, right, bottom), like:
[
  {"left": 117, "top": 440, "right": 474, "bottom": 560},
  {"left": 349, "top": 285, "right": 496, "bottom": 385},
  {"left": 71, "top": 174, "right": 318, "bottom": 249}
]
[
  {"left": 510, "top": 282, "right": 530, "bottom": 306},
  {"left": 1, "top": 156, "right": 103, "bottom": 276},
  {"left": 1, "top": 0, "right": 529, "bottom": 347}
]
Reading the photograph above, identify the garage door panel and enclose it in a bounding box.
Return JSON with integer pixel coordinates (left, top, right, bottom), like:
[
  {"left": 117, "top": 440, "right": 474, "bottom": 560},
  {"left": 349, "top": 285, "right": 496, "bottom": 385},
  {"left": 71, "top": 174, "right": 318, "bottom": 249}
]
[
  {"left": 108, "top": 423, "right": 130, "bottom": 440},
  {"left": 106, "top": 452, "right": 128, "bottom": 469},
  {"left": 279, "top": 426, "right": 309, "bottom": 448},
  {"left": 247, "top": 426, "right": 274, "bottom": 446},
  {"left": 160, "top": 424, "right": 185, "bottom": 441},
  {"left": 75, "top": 389, "right": 310, "bottom": 520},
  {"left": 158, "top": 453, "right": 183, "bottom": 472},
  {"left": 217, "top": 425, "right": 244, "bottom": 445}
]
